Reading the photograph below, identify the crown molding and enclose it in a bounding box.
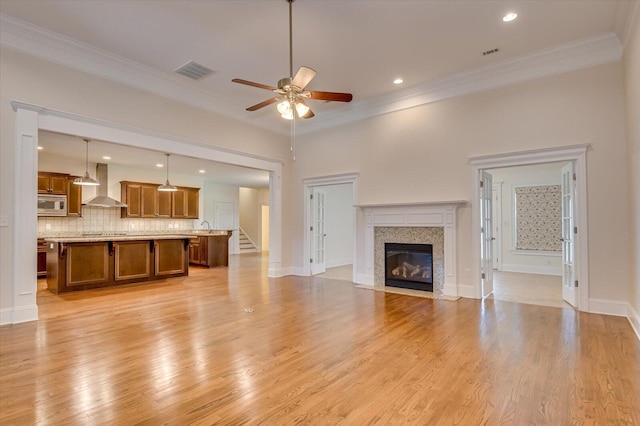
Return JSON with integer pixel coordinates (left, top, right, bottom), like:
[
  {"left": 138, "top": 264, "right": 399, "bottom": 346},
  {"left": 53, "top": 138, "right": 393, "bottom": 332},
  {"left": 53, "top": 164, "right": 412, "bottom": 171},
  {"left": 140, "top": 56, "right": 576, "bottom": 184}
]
[
  {"left": 299, "top": 32, "right": 622, "bottom": 134},
  {"left": 0, "top": 14, "right": 623, "bottom": 136},
  {"left": 0, "top": 14, "right": 279, "bottom": 130}
]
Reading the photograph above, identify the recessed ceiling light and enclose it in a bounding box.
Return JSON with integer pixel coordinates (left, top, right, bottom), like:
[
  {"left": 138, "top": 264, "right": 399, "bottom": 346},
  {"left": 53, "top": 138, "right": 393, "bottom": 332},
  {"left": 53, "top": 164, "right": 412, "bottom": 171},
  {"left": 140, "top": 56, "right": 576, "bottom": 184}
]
[
  {"left": 102, "top": 156, "right": 111, "bottom": 160},
  {"left": 503, "top": 12, "right": 517, "bottom": 22},
  {"left": 37, "top": 146, "right": 43, "bottom": 150},
  {"left": 199, "top": 170, "right": 205, "bottom": 174},
  {"left": 156, "top": 163, "right": 164, "bottom": 168},
  {"left": 393, "top": 78, "right": 404, "bottom": 85}
]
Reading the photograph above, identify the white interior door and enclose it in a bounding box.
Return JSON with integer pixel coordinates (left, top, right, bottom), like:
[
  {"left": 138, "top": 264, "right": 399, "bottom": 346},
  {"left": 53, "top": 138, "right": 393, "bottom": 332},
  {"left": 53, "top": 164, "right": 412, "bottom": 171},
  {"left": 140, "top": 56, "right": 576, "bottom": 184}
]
[
  {"left": 561, "top": 163, "right": 577, "bottom": 307},
  {"left": 310, "top": 188, "right": 326, "bottom": 275},
  {"left": 215, "top": 201, "right": 236, "bottom": 254},
  {"left": 480, "top": 171, "right": 494, "bottom": 297}
]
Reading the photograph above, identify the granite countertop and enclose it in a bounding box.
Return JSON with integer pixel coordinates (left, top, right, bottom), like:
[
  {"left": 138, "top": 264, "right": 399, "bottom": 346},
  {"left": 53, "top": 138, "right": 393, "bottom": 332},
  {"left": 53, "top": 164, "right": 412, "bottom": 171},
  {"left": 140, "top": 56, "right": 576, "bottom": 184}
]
[{"left": 42, "top": 229, "right": 232, "bottom": 243}]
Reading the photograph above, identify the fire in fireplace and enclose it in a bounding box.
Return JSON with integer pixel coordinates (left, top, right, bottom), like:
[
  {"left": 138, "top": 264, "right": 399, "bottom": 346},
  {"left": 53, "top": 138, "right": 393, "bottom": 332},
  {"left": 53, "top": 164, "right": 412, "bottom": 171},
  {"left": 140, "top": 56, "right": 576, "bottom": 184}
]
[{"left": 384, "top": 243, "right": 433, "bottom": 291}]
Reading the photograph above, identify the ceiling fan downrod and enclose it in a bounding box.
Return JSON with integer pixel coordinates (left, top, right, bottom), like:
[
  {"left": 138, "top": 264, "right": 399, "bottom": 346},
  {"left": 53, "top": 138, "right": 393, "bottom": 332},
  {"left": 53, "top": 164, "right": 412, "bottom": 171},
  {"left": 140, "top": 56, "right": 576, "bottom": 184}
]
[{"left": 288, "top": 0, "right": 294, "bottom": 79}]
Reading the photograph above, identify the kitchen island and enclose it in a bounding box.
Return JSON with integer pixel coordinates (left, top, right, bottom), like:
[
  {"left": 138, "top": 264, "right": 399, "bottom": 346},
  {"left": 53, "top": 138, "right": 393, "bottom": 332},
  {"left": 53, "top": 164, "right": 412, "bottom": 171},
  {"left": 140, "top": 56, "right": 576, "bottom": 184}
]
[{"left": 45, "top": 234, "right": 195, "bottom": 294}]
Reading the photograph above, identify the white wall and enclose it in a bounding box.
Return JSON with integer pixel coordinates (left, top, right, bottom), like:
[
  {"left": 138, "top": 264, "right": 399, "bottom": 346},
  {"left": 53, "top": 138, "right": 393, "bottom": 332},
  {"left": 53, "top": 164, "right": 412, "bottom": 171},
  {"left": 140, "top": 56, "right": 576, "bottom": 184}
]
[
  {"left": 295, "top": 61, "right": 630, "bottom": 307},
  {"left": 321, "top": 184, "right": 354, "bottom": 268},
  {"left": 488, "top": 163, "right": 567, "bottom": 276},
  {"left": 623, "top": 9, "right": 640, "bottom": 330}
]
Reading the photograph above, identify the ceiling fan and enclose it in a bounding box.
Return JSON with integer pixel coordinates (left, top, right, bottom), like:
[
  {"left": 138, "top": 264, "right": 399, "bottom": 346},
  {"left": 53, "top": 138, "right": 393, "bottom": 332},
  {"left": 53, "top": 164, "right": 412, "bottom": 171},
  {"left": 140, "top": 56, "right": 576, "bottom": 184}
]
[{"left": 232, "top": 0, "right": 353, "bottom": 120}]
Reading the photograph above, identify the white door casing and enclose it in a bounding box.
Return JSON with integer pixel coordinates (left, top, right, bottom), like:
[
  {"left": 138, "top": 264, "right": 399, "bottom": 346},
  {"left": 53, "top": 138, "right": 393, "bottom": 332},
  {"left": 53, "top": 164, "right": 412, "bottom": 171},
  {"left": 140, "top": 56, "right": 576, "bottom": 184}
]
[
  {"left": 310, "top": 188, "right": 327, "bottom": 275},
  {"left": 215, "top": 202, "right": 236, "bottom": 254},
  {"left": 480, "top": 171, "right": 494, "bottom": 298},
  {"left": 491, "top": 183, "right": 503, "bottom": 271},
  {"left": 561, "top": 162, "right": 577, "bottom": 307},
  {"left": 469, "top": 144, "right": 588, "bottom": 309}
]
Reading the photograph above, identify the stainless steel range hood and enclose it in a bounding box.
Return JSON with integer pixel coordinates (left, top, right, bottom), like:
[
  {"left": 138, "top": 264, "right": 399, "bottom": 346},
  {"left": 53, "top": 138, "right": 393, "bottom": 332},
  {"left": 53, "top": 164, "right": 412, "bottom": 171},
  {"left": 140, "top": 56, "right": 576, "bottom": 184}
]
[{"left": 83, "top": 163, "right": 128, "bottom": 208}]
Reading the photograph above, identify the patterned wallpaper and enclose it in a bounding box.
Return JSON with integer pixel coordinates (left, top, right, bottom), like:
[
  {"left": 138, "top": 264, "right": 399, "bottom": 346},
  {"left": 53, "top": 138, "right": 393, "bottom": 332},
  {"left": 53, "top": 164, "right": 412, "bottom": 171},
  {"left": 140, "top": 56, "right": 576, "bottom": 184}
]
[{"left": 515, "top": 185, "right": 562, "bottom": 251}]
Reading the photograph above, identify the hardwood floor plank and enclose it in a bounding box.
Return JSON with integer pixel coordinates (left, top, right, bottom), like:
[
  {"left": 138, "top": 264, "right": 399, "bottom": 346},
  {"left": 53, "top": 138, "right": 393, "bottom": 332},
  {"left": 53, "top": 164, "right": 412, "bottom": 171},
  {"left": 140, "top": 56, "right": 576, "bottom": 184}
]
[{"left": 1, "top": 253, "right": 638, "bottom": 424}]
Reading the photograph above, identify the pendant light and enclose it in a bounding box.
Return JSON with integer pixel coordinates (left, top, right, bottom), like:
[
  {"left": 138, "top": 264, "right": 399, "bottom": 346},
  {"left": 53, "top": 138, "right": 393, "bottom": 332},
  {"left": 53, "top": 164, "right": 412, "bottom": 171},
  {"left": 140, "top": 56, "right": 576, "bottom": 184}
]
[
  {"left": 74, "top": 139, "right": 99, "bottom": 186},
  {"left": 158, "top": 153, "right": 177, "bottom": 192}
]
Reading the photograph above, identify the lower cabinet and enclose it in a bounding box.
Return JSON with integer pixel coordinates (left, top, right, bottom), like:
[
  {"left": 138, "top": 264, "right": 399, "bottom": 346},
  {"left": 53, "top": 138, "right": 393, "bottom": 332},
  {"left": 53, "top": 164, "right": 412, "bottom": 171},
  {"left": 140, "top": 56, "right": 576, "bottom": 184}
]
[
  {"left": 37, "top": 239, "right": 47, "bottom": 278},
  {"left": 188, "top": 232, "right": 231, "bottom": 267},
  {"left": 155, "top": 239, "right": 187, "bottom": 276},
  {"left": 47, "top": 238, "right": 190, "bottom": 294},
  {"left": 114, "top": 241, "right": 151, "bottom": 281}
]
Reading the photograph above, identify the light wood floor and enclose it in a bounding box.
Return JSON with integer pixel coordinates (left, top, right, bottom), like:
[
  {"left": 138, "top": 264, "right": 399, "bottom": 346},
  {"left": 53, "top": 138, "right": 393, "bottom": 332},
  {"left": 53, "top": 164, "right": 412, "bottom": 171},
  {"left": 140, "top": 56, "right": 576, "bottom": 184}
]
[{"left": 1, "top": 253, "right": 638, "bottom": 424}]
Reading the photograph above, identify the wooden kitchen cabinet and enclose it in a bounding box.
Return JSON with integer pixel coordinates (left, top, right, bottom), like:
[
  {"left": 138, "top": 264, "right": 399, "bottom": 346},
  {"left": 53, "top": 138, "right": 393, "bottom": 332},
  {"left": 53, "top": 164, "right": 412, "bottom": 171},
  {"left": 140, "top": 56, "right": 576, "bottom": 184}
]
[
  {"left": 157, "top": 191, "right": 172, "bottom": 217},
  {"left": 47, "top": 237, "right": 190, "bottom": 293},
  {"left": 188, "top": 237, "right": 204, "bottom": 265},
  {"left": 121, "top": 181, "right": 199, "bottom": 219},
  {"left": 66, "top": 176, "right": 83, "bottom": 217},
  {"left": 172, "top": 189, "right": 187, "bottom": 218},
  {"left": 188, "top": 232, "right": 231, "bottom": 267},
  {"left": 186, "top": 188, "right": 199, "bottom": 219},
  {"left": 121, "top": 182, "right": 142, "bottom": 217},
  {"left": 114, "top": 241, "right": 151, "bottom": 281},
  {"left": 65, "top": 242, "right": 110, "bottom": 287},
  {"left": 140, "top": 185, "right": 158, "bottom": 218},
  {"left": 37, "top": 239, "right": 47, "bottom": 277},
  {"left": 38, "top": 172, "right": 69, "bottom": 194},
  {"left": 155, "top": 239, "right": 187, "bottom": 276}
]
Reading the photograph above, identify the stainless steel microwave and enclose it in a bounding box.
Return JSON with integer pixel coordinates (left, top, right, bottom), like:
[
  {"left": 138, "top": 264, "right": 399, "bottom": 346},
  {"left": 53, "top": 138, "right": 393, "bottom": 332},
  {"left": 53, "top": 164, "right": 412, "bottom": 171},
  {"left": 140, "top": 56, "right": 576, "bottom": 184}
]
[{"left": 37, "top": 194, "right": 67, "bottom": 216}]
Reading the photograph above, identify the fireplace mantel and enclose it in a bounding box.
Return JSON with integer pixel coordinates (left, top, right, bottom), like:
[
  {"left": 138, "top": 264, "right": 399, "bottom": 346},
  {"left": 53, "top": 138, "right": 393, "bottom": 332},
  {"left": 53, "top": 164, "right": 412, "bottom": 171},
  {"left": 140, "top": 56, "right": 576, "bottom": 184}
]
[{"left": 358, "top": 201, "right": 466, "bottom": 297}]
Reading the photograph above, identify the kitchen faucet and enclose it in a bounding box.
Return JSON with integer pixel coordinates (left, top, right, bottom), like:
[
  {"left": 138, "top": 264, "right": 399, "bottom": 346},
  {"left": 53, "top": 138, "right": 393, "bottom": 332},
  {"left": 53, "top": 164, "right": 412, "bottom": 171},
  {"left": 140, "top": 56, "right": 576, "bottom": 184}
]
[{"left": 201, "top": 220, "right": 211, "bottom": 229}]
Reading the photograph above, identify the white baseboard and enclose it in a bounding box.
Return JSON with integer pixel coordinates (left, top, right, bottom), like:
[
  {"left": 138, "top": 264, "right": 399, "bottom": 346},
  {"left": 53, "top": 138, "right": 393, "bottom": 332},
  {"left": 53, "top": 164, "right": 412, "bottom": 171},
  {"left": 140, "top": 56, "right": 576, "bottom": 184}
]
[
  {"left": 627, "top": 303, "right": 640, "bottom": 342},
  {"left": 443, "top": 283, "right": 459, "bottom": 298},
  {"left": 268, "top": 266, "right": 299, "bottom": 277},
  {"left": 500, "top": 263, "right": 562, "bottom": 276},
  {"left": 457, "top": 283, "right": 477, "bottom": 299},
  {"left": 326, "top": 258, "right": 353, "bottom": 268},
  {"left": 0, "top": 308, "right": 13, "bottom": 326},
  {"left": 0, "top": 305, "right": 39, "bottom": 325},
  {"left": 588, "top": 298, "right": 629, "bottom": 317},
  {"left": 355, "top": 273, "right": 374, "bottom": 286}
]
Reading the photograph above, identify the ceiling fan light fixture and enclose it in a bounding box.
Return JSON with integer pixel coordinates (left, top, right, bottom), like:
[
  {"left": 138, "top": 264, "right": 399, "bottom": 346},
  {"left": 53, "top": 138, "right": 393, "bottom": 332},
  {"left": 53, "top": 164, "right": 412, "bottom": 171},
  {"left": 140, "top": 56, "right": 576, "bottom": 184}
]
[
  {"left": 295, "top": 99, "right": 310, "bottom": 117},
  {"left": 277, "top": 99, "right": 293, "bottom": 117}
]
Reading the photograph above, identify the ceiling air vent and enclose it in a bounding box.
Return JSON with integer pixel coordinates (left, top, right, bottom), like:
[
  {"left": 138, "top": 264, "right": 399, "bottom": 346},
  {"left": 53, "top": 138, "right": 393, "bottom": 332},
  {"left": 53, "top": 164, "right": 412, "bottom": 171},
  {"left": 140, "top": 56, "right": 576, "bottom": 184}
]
[{"left": 175, "top": 61, "right": 215, "bottom": 80}]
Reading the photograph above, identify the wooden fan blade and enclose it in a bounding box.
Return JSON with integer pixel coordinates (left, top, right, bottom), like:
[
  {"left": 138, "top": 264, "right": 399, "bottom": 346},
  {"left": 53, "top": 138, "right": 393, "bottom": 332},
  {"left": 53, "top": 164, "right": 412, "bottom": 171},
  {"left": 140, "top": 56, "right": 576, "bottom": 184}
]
[
  {"left": 232, "top": 78, "right": 277, "bottom": 91},
  {"left": 308, "top": 90, "right": 353, "bottom": 102},
  {"left": 301, "top": 108, "right": 315, "bottom": 119},
  {"left": 247, "top": 97, "right": 280, "bottom": 111},
  {"left": 291, "top": 66, "right": 316, "bottom": 90}
]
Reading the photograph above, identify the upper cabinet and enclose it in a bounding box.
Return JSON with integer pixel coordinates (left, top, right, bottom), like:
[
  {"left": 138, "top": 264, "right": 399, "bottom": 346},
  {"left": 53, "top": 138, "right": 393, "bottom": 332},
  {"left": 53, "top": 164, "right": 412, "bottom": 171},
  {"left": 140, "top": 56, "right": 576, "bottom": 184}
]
[
  {"left": 38, "top": 172, "right": 68, "bottom": 195},
  {"left": 121, "top": 181, "right": 199, "bottom": 219},
  {"left": 37, "top": 172, "right": 82, "bottom": 217},
  {"left": 67, "top": 176, "right": 83, "bottom": 217}
]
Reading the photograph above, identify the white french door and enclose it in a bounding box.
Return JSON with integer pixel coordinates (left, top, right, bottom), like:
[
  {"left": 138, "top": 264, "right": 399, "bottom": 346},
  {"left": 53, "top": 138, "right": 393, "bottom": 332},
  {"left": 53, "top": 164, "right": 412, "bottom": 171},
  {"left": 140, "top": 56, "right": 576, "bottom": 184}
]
[
  {"left": 480, "top": 171, "right": 494, "bottom": 297},
  {"left": 561, "top": 163, "right": 577, "bottom": 307},
  {"left": 310, "top": 188, "right": 326, "bottom": 275}
]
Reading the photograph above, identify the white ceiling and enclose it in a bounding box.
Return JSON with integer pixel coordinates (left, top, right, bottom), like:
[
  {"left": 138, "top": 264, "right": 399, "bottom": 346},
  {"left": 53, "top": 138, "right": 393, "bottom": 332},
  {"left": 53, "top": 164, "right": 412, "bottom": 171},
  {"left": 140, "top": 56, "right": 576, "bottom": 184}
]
[{"left": 1, "top": 0, "right": 636, "bottom": 183}]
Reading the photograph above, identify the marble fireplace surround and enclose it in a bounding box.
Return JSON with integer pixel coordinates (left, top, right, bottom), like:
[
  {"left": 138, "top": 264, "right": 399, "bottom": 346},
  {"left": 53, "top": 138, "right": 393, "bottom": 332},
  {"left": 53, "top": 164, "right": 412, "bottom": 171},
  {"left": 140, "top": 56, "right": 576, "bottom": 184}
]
[{"left": 357, "top": 201, "right": 466, "bottom": 297}]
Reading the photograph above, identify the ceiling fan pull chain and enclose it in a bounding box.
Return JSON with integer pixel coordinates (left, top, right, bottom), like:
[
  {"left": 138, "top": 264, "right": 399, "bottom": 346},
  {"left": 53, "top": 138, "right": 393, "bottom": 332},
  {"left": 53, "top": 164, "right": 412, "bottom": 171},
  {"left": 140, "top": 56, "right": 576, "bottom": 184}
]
[{"left": 290, "top": 116, "right": 296, "bottom": 161}]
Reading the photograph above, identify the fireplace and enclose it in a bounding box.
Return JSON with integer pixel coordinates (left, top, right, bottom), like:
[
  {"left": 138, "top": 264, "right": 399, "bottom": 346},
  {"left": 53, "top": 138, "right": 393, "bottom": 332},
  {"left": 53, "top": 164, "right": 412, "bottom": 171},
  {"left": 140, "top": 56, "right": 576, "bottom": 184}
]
[{"left": 385, "top": 243, "right": 433, "bottom": 292}]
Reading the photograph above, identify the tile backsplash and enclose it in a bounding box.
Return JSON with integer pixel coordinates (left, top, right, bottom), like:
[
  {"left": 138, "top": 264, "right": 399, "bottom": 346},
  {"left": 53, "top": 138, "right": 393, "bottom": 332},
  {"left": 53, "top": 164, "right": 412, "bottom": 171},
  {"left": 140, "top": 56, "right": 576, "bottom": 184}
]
[{"left": 38, "top": 206, "right": 196, "bottom": 235}]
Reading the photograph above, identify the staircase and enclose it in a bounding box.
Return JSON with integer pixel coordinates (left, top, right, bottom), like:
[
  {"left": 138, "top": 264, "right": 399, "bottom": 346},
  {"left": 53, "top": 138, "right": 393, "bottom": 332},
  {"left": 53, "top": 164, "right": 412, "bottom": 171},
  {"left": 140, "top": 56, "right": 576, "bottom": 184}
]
[{"left": 238, "top": 228, "right": 257, "bottom": 254}]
